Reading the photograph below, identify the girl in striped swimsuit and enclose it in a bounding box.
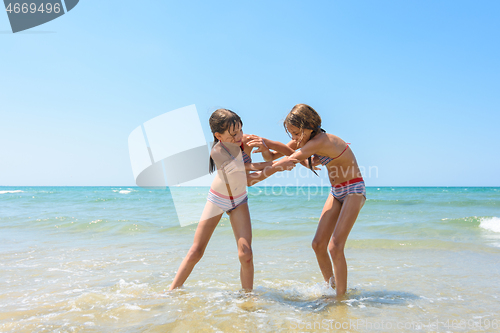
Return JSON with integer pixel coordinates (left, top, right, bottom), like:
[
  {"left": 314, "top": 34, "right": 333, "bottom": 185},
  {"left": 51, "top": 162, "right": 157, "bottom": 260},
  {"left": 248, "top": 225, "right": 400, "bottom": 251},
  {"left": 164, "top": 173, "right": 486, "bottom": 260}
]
[
  {"left": 247, "top": 104, "right": 365, "bottom": 297},
  {"left": 169, "top": 109, "right": 297, "bottom": 292}
]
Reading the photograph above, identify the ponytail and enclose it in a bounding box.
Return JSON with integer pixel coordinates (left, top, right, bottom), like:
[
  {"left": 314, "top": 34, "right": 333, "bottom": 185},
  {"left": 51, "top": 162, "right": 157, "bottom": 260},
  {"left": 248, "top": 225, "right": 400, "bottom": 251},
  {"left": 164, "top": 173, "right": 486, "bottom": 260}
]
[{"left": 209, "top": 137, "right": 219, "bottom": 174}]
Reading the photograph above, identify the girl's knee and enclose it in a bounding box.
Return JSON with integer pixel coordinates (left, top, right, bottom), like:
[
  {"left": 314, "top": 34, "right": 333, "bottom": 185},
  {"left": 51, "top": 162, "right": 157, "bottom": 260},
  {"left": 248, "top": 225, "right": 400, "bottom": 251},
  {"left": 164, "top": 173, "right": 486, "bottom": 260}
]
[
  {"left": 312, "top": 239, "right": 328, "bottom": 254},
  {"left": 186, "top": 245, "right": 204, "bottom": 263},
  {"left": 238, "top": 246, "right": 253, "bottom": 264},
  {"left": 328, "top": 239, "right": 345, "bottom": 260}
]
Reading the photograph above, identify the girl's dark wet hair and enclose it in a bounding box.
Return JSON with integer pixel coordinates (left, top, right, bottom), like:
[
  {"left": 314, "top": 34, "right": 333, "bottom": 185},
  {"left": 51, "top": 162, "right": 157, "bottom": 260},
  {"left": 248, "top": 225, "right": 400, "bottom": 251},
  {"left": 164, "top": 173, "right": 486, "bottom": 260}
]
[
  {"left": 209, "top": 108, "right": 243, "bottom": 173},
  {"left": 284, "top": 104, "right": 326, "bottom": 176}
]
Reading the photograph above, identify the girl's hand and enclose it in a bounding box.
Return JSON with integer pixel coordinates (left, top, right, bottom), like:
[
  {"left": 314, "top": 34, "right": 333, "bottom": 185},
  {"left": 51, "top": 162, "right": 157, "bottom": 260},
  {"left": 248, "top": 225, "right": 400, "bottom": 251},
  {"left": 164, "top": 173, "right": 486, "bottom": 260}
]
[{"left": 246, "top": 134, "right": 270, "bottom": 154}]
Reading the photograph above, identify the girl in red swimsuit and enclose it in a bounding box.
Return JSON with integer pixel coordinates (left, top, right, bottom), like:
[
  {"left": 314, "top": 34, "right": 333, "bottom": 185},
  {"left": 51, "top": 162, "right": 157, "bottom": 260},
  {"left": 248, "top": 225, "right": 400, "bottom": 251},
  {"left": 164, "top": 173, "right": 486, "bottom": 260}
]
[{"left": 247, "top": 104, "right": 365, "bottom": 297}]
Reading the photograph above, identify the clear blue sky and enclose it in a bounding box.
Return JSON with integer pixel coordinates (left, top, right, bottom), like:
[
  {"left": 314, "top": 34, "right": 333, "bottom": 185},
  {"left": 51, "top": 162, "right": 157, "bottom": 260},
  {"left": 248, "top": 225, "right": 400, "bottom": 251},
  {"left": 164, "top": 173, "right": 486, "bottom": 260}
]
[{"left": 1, "top": 0, "right": 499, "bottom": 187}]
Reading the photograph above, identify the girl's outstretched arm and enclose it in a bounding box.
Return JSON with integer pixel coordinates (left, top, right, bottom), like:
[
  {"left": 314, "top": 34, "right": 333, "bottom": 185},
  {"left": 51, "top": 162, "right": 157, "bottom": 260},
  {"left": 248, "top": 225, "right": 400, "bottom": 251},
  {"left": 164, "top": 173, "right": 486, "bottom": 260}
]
[
  {"left": 265, "top": 140, "right": 298, "bottom": 161},
  {"left": 245, "top": 161, "right": 272, "bottom": 171},
  {"left": 247, "top": 136, "right": 320, "bottom": 170},
  {"left": 288, "top": 139, "right": 322, "bottom": 162},
  {"left": 246, "top": 157, "right": 298, "bottom": 186},
  {"left": 246, "top": 135, "right": 297, "bottom": 161}
]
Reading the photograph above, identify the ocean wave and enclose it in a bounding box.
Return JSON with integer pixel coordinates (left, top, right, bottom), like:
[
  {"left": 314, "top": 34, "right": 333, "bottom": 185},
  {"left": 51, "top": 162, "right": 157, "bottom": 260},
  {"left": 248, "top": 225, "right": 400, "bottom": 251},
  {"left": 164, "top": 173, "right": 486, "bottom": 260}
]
[
  {"left": 479, "top": 217, "right": 500, "bottom": 233},
  {"left": 440, "top": 216, "right": 483, "bottom": 227},
  {"left": 111, "top": 189, "right": 134, "bottom": 194},
  {"left": 440, "top": 216, "right": 500, "bottom": 232},
  {"left": 0, "top": 190, "right": 24, "bottom": 194}
]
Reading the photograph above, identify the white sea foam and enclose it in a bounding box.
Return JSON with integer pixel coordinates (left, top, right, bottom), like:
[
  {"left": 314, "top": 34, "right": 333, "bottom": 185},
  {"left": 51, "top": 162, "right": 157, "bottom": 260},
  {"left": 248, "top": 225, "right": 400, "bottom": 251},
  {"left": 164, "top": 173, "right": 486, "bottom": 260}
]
[
  {"left": 0, "top": 190, "right": 23, "bottom": 194},
  {"left": 261, "top": 280, "right": 336, "bottom": 300},
  {"left": 119, "top": 190, "right": 131, "bottom": 194},
  {"left": 123, "top": 303, "right": 145, "bottom": 311},
  {"left": 479, "top": 217, "right": 500, "bottom": 233}
]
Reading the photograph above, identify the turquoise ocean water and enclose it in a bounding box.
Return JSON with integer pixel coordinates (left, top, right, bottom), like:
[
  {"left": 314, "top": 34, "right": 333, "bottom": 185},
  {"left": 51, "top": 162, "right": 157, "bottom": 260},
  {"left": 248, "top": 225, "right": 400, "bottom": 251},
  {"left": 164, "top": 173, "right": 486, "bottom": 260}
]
[{"left": 1, "top": 186, "right": 500, "bottom": 332}]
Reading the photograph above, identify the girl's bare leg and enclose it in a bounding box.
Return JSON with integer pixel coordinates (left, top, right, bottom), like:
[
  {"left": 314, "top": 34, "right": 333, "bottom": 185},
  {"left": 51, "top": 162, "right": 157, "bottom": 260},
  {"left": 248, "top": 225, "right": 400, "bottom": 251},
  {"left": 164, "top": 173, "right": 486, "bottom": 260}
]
[
  {"left": 169, "top": 205, "right": 223, "bottom": 291},
  {"left": 228, "top": 203, "right": 253, "bottom": 291},
  {"left": 328, "top": 194, "right": 365, "bottom": 297},
  {"left": 312, "top": 194, "right": 342, "bottom": 285}
]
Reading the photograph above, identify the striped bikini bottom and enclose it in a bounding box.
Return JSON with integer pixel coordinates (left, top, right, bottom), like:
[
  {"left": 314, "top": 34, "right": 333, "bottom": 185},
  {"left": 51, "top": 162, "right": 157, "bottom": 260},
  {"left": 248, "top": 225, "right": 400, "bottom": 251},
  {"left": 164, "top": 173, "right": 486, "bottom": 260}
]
[
  {"left": 207, "top": 189, "right": 248, "bottom": 213},
  {"left": 330, "top": 177, "right": 366, "bottom": 203}
]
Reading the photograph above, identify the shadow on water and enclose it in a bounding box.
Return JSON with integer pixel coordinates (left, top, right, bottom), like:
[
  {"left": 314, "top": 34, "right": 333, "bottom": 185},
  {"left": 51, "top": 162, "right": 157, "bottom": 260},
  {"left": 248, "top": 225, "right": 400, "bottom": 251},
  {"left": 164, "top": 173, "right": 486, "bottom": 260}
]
[
  {"left": 163, "top": 286, "right": 420, "bottom": 315},
  {"left": 254, "top": 287, "right": 420, "bottom": 313}
]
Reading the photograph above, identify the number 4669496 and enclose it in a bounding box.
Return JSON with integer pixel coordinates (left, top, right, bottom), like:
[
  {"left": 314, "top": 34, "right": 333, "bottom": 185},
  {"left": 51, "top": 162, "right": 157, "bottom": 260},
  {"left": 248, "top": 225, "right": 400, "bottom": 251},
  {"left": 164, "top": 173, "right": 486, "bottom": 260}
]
[{"left": 6, "top": 3, "right": 61, "bottom": 14}]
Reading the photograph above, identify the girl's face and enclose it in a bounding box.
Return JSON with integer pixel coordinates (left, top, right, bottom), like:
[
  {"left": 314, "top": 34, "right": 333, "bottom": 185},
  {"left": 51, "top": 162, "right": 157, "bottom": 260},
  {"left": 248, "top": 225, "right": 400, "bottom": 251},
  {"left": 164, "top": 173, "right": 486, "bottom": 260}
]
[
  {"left": 286, "top": 123, "right": 312, "bottom": 148},
  {"left": 215, "top": 122, "right": 243, "bottom": 144}
]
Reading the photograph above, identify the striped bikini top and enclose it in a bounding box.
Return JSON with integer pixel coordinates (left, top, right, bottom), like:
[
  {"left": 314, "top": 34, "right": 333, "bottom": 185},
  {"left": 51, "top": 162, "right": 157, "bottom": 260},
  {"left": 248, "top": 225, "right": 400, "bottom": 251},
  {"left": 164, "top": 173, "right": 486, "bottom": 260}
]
[
  {"left": 219, "top": 142, "right": 252, "bottom": 164},
  {"left": 314, "top": 143, "right": 350, "bottom": 166},
  {"left": 241, "top": 149, "right": 252, "bottom": 164}
]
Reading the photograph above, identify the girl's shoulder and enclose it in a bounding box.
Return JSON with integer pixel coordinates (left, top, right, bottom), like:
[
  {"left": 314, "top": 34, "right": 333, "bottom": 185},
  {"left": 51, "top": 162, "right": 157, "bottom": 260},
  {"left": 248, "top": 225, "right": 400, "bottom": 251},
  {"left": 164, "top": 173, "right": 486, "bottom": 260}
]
[
  {"left": 308, "top": 132, "right": 348, "bottom": 156},
  {"left": 309, "top": 131, "right": 333, "bottom": 145},
  {"left": 210, "top": 142, "right": 223, "bottom": 158},
  {"left": 315, "top": 132, "right": 344, "bottom": 146}
]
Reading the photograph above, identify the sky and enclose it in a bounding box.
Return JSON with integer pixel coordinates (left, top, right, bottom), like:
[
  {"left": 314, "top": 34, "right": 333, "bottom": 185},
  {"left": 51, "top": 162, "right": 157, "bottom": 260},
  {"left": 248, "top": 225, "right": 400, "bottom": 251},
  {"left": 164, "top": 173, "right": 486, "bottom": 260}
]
[{"left": 1, "top": 0, "right": 499, "bottom": 187}]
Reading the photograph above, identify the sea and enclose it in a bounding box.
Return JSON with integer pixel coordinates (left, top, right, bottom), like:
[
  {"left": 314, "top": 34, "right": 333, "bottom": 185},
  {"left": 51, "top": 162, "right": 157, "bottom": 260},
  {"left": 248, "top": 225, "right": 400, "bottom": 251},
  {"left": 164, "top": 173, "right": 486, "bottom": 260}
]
[{"left": 1, "top": 186, "right": 499, "bottom": 332}]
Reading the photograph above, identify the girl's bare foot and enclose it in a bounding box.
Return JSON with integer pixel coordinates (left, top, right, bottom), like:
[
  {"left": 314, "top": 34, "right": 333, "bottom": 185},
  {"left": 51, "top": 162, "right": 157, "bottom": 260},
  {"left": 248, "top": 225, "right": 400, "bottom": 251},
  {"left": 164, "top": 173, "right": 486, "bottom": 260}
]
[{"left": 329, "top": 275, "right": 336, "bottom": 289}]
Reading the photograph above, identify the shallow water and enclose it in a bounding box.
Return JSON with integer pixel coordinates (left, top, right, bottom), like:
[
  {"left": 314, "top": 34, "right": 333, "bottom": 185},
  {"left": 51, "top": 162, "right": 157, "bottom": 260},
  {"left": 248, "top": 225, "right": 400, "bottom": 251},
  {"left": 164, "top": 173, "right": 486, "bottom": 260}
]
[{"left": 1, "top": 186, "right": 500, "bottom": 332}]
